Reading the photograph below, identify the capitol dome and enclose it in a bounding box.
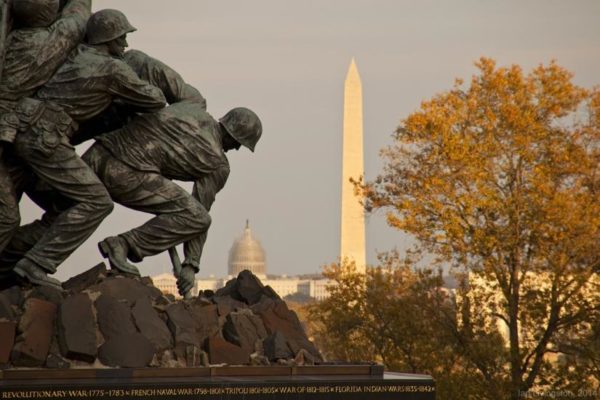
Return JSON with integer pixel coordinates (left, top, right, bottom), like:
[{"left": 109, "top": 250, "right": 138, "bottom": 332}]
[{"left": 228, "top": 220, "right": 266, "bottom": 277}]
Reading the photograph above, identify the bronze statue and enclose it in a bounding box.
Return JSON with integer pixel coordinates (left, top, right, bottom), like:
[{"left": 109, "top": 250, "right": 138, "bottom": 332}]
[
  {"left": 0, "top": 0, "right": 92, "bottom": 287},
  {"left": 0, "top": 4, "right": 262, "bottom": 297},
  {"left": 0, "top": 6, "right": 166, "bottom": 289},
  {"left": 84, "top": 50, "right": 262, "bottom": 295}
]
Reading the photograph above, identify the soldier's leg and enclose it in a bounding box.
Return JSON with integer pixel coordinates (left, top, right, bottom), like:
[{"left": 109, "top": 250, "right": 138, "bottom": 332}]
[
  {"left": 0, "top": 214, "right": 56, "bottom": 270},
  {"left": 0, "top": 157, "right": 68, "bottom": 272},
  {"left": 122, "top": 185, "right": 211, "bottom": 262},
  {"left": 13, "top": 133, "right": 114, "bottom": 274},
  {"left": 84, "top": 144, "right": 210, "bottom": 262},
  {"left": 0, "top": 157, "right": 20, "bottom": 277}
]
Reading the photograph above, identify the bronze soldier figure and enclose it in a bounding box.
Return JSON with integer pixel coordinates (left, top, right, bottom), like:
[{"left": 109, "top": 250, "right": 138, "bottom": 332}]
[
  {"left": 83, "top": 51, "right": 261, "bottom": 295},
  {"left": 0, "top": 0, "right": 92, "bottom": 287},
  {"left": 0, "top": 8, "right": 166, "bottom": 289}
]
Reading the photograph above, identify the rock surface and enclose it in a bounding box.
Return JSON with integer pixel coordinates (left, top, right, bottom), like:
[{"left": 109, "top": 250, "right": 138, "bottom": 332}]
[
  {"left": 263, "top": 331, "right": 294, "bottom": 361},
  {"left": 98, "top": 332, "right": 155, "bottom": 368},
  {"left": 223, "top": 310, "right": 268, "bottom": 353},
  {"left": 132, "top": 297, "right": 173, "bottom": 351},
  {"left": 11, "top": 298, "right": 56, "bottom": 367},
  {"left": 207, "top": 336, "right": 250, "bottom": 365},
  {"left": 0, "top": 266, "right": 322, "bottom": 369},
  {"left": 166, "top": 302, "right": 200, "bottom": 350},
  {"left": 62, "top": 263, "right": 107, "bottom": 293},
  {"left": 57, "top": 293, "right": 96, "bottom": 362},
  {"left": 0, "top": 321, "right": 16, "bottom": 364},
  {"left": 95, "top": 294, "right": 136, "bottom": 340}
]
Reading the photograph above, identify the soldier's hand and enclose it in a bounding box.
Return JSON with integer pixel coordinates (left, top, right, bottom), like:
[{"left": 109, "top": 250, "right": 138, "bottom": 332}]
[{"left": 177, "top": 265, "right": 196, "bottom": 297}]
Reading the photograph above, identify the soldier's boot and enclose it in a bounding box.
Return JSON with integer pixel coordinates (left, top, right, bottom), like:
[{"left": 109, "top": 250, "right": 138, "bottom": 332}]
[
  {"left": 13, "top": 258, "right": 63, "bottom": 290},
  {"left": 98, "top": 236, "right": 141, "bottom": 276}
]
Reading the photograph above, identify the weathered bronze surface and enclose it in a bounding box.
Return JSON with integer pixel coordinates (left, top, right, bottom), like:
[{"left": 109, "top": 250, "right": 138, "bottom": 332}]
[{"left": 0, "top": 1, "right": 261, "bottom": 296}]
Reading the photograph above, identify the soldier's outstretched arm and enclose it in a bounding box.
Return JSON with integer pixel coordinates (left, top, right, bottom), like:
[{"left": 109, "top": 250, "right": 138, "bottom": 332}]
[
  {"left": 60, "top": 0, "right": 92, "bottom": 21},
  {"left": 108, "top": 60, "right": 167, "bottom": 113},
  {"left": 35, "top": 0, "right": 91, "bottom": 78},
  {"left": 0, "top": 0, "right": 91, "bottom": 99},
  {"left": 182, "top": 164, "right": 230, "bottom": 271},
  {"left": 124, "top": 49, "right": 206, "bottom": 108}
]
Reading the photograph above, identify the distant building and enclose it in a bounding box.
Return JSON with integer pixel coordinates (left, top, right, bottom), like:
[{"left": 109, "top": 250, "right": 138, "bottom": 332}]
[
  {"left": 298, "top": 279, "right": 332, "bottom": 301},
  {"left": 151, "top": 273, "right": 182, "bottom": 297},
  {"left": 263, "top": 277, "right": 304, "bottom": 298},
  {"left": 456, "top": 270, "right": 599, "bottom": 359},
  {"left": 152, "top": 272, "right": 333, "bottom": 301},
  {"left": 228, "top": 220, "right": 267, "bottom": 279},
  {"left": 196, "top": 277, "right": 226, "bottom": 293},
  {"left": 151, "top": 220, "right": 333, "bottom": 301}
]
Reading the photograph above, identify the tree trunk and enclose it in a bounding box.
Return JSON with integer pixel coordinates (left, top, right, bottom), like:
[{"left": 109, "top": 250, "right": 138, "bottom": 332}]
[{"left": 509, "top": 267, "right": 523, "bottom": 400}]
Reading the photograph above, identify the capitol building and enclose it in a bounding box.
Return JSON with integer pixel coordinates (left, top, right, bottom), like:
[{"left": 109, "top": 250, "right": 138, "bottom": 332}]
[{"left": 152, "top": 221, "right": 332, "bottom": 301}]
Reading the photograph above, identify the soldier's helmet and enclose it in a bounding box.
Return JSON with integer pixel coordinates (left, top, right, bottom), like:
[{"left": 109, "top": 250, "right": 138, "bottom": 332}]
[
  {"left": 219, "top": 108, "right": 262, "bottom": 152},
  {"left": 12, "top": 0, "right": 59, "bottom": 28},
  {"left": 86, "top": 9, "right": 137, "bottom": 45}
]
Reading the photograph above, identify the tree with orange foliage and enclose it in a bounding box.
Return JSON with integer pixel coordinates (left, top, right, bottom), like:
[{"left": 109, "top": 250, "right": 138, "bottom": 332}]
[{"left": 358, "top": 58, "right": 600, "bottom": 399}]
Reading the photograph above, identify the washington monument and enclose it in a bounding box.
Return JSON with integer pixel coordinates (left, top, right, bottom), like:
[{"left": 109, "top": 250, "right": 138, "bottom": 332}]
[{"left": 340, "top": 58, "right": 366, "bottom": 273}]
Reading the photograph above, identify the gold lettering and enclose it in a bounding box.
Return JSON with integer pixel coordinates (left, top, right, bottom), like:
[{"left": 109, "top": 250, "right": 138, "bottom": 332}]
[{"left": 0, "top": 383, "right": 435, "bottom": 398}]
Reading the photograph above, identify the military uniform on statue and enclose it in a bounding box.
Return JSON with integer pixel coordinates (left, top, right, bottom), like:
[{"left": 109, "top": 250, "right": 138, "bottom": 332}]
[
  {"left": 0, "top": 5, "right": 165, "bottom": 288},
  {"left": 0, "top": 2, "right": 434, "bottom": 399}
]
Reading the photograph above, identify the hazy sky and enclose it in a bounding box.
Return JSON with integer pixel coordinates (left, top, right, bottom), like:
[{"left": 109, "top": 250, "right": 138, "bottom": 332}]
[{"left": 23, "top": 0, "right": 600, "bottom": 280}]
